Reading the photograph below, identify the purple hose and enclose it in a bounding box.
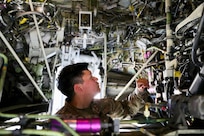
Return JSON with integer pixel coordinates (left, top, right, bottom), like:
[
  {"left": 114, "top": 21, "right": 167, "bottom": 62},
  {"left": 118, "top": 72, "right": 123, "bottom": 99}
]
[
  {"left": 51, "top": 118, "right": 101, "bottom": 133},
  {"left": 76, "top": 118, "right": 101, "bottom": 133}
]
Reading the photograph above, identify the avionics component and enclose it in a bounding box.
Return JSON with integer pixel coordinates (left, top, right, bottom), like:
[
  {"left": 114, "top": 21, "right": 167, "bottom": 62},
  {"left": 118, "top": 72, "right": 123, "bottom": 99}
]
[
  {"left": 188, "top": 95, "right": 204, "bottom": 120},
  {"left": 79, "top": 11, "right": 92, "bottom": 30},
  {"left": 189, "top": 66, "right": 204, "bottom": 95},
  {"left": 170, "top": 95, "right": 204, "bottom": 120}
]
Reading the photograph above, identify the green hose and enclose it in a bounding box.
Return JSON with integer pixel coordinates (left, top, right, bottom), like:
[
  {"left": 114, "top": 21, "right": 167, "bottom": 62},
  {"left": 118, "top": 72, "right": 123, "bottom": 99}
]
[
  {"left": 120, "top": 118, "right": 168, "bottom": 124},
  {"left": 0, "top": 129, "right": 65, "bottom": 136},
  {"left": 0, "top": 112, "right": 80, "bottom": 136},
  {"left": 0, "top": 53, "right": 8, "bottom": 102}
]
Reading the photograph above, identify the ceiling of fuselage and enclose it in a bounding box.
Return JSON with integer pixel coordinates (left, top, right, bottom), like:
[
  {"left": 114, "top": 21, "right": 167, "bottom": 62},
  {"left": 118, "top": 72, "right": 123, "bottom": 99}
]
[
  {"left": 50, "top": 0, "right": 204, "bottom": 41},
  {"left": 53, "top": 0, "right": 166, "bottom": 25}
]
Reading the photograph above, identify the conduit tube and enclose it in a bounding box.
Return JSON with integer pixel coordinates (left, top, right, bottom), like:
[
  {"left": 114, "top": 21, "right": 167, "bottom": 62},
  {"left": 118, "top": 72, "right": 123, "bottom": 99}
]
[{"left": 28, "top": 0, "right": 52, "bottom": 81}]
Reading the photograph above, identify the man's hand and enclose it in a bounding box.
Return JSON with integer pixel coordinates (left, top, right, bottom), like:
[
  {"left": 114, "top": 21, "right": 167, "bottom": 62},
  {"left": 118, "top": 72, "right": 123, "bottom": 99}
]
[{"left": 128, "top": 95, "right": 145, "bottom": 116}]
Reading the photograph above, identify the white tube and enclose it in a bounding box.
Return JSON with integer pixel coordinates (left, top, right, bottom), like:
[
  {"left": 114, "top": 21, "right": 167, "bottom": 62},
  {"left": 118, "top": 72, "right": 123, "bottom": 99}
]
[
  {"left": 102, "top": 33, "right": 107, "bottom": 98},
  {"left": 28, "top": 0, "right": 52, "bottom": 81}
]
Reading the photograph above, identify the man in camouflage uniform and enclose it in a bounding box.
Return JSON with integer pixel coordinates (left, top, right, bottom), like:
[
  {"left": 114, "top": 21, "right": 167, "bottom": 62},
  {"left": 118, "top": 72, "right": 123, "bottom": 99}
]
[{"left": 56, "top": 63, "right": 145, "bottom": 134}]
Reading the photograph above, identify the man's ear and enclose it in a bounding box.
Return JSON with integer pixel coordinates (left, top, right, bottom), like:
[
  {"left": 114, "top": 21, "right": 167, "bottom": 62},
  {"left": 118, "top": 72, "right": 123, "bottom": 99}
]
[{"left": 74, "top": 84, "right": 83, "bottom": 93}]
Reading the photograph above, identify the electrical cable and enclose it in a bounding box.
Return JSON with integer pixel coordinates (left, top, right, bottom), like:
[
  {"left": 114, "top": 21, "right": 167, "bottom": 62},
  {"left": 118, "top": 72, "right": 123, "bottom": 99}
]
[
  {"left": 15, "top": 11, "right": 44, "bottom": 18},
  {"left": 191, "top": 12, "right": 204, "bottom": 68}
]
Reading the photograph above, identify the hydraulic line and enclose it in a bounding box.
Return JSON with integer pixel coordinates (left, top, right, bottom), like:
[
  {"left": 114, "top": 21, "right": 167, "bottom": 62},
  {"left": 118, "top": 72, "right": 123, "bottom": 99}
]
[
  {"left": 165, "top": 0, "right": 175, "bottom": 78},
  {"left": 0, "top": 112, "right": 79, "bottom": 136},
  {"left": 0, "top": 53, "right": 7, "bottom": 102},
  {"left": 120, "top": 118, "right": 168, "bottom": 124},
  {"left": 51, "top": 118, "right": 112, "bottom": 133},
  {"left": 0, "top": 129, "right": 65, "bottom": 136},
  {"left": 0, "top": 111, "right": 169, "bottom": 135},
  {"left": 163, "top": 0, "right": 177, "bottom": 101},
  {"left": 102, "top": 32, "right": 107, "bottom": 98},
  {"left": 28, "top": 0, "right": 52, "bottom": 81}
]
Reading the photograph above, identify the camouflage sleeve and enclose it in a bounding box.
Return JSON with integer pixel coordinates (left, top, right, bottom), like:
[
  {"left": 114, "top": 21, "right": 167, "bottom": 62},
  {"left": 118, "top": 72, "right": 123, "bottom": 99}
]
[
  {"left": 93, "top": 98, "right": 127, "bottom": 119},
  {"left": 127, "top": 94, "right": 145, "bottom": 115},
  {"left": 93, "top": 97, "right": 144, "bottom": 119}
]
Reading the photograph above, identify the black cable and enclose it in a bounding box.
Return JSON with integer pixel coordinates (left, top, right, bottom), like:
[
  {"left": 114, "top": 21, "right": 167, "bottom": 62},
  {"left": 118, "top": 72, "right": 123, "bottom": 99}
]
[
  {"left": 12, "top": 129, "right": 22, "bottom": 136},
  {"left": 191, "top": 11, "right": 204, "bottom": 68}
]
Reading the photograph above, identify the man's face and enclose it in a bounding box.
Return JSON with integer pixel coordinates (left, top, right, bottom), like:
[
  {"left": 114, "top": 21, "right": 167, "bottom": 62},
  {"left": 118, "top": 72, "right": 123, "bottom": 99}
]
[{"left": 81, "top": 70, "right": 100, "bottom": 98}]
